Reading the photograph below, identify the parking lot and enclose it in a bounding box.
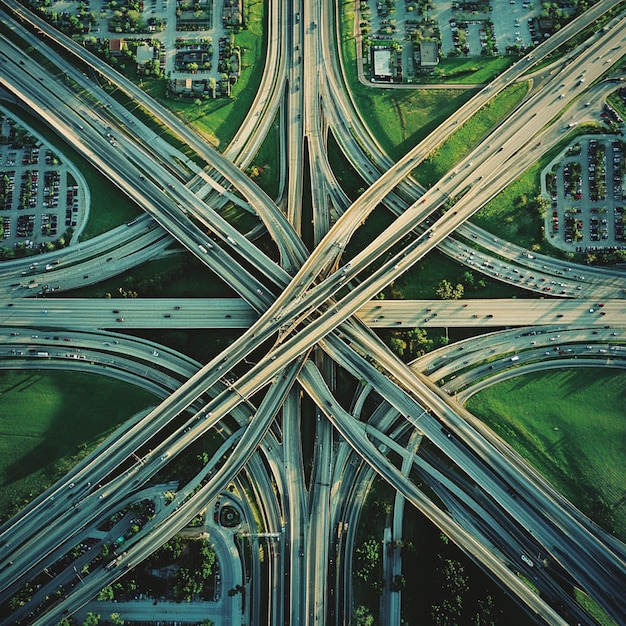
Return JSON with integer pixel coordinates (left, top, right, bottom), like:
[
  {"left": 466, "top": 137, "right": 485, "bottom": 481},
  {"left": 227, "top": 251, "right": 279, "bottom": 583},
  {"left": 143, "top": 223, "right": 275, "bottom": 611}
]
[
  {"left": 0, "top": 125, "right": 87, "bottom": 253},
  {"left": 543, "top": 136, "right": 625, "bottom": 253}
]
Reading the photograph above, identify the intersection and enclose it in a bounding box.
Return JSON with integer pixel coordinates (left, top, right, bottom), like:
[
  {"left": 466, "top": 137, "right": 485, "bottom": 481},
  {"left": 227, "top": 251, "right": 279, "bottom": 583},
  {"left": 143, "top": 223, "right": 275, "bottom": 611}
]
[{"left": 0, "top": 0, "right": 625, "bottom": 624}]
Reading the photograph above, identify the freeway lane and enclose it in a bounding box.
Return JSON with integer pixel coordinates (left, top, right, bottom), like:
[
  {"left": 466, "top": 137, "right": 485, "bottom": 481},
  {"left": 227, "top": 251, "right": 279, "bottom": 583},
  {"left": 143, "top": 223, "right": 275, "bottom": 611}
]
[
  {"left": 0, "top": 39, "right": 284, "bottom": 311},
  {"left": 2, "top": 298, "right": 626, "bottom": 329},
  {"left": 2, "top": 0, "right": 308, "bottom": 276},
  {"left": 320, "top": 0, "right": 626, "bottom": 297},
  {"left": 1, "top": 2, "right": 624, "bottom": 620}
]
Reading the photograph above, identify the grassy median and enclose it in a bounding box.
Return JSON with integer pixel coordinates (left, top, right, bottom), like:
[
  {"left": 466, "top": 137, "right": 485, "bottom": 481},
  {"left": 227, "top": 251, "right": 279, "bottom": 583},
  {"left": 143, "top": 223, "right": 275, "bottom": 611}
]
[
  {"left": 0, "top": 370, "right": 157, "bottom": 523},
  {"left": 412, "top": 81, "right": 530, "bottom": 188},
  {"left": 466, "top": 367, "right": 626, "bottom": 540}
]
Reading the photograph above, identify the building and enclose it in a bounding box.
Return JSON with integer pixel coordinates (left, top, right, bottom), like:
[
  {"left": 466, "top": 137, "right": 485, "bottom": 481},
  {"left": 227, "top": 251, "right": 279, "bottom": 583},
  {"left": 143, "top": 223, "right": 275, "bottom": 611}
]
[
  {"left": 223, "top": 0, "right": 242, "bottom": 26},
  {"left": 371, "top": 47, "right": 393, "bottom": 82},
  {"left": 109, "top": 38, "right": 126, "bottom": 57},
  {"left": 419, "top": 41, "right": 439, "bottom": 71},
  {"left": 172, "top": 78, "right": 193, "bottom": 94},
  {"left": 136, "top": 45, "right": 154, "bottom": 70}
]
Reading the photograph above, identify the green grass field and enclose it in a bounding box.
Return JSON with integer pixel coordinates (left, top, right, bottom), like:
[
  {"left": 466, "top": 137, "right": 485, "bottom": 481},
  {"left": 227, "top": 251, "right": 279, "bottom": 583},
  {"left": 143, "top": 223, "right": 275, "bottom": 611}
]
[
  {"left": 248, "top": 113, "right": 281, "bottom": 201},
  {"left": 412, "top": 82, "right": 529, "bottom": 188},
  {"left": 466, "top": 368, "right": 626, "bottom": 540},
  {"left": 339, "top": 1, "right": 476, "bottom": 161},
  {"left": 0, "top": 370, "right": 157, "bottom": 522},
  {"left": 427, "top": 56, "right": 516, "bottom": 84},
  {"left": 61, "top": 253, "right": 238, "bottom": 299}
]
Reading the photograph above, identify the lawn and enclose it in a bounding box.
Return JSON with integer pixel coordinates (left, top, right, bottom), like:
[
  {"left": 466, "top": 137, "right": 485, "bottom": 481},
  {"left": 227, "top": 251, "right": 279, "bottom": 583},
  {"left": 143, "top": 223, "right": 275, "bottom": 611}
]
[
  {"left": 412, "top": 81, "right": 529, "bottom": 188},
  {"left": 0, "top": 370, "right": 157, "bottom": 522},
  {"left": 327, "top": 130, "right": 368, "bottom": 202},
  {"left": 425, "top": 55, "right": 516, "bottom": 85},
  {"left": 466, "top": 368, "right": 626, "bottom": 540},
  {"left": 248, "top": 112, "right": 281, "bottom": 201},
  {"left": 61, "top": 253, "right": 238, "bottom": 299},
  {"left": 339, "top": 0, "right": 476, "bottom": 161}
]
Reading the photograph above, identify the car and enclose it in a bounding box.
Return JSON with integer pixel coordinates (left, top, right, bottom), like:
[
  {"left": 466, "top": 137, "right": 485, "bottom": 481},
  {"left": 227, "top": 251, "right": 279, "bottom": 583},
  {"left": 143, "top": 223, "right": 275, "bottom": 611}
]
[
  {"left": 152, "top": 350, "right": 159, "bottom": 356},
  {"left": 69, "top": 482, "right": 75, "bottom": 489},
  {"left": 113, "top": 309, "right": 119, "bottom": 313},
  {"left": 83, "top": 274, "right": 89, "bottom": 279},
  {"left": 164, "top": 313, "right": 171, "bottom": 318},
  {"left": 117, "top": 317, "right": 124, "bottom": 322}
]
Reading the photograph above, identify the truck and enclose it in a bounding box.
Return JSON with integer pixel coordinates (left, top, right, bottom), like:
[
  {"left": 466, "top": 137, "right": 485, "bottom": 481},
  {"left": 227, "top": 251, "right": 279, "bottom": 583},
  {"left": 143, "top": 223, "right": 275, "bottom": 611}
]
[
  {"left": 35, "top": 352, "right": 49, "bottom": 357},
  {"left": 520, "top": 554, "right": 534, "bottom": 567}
]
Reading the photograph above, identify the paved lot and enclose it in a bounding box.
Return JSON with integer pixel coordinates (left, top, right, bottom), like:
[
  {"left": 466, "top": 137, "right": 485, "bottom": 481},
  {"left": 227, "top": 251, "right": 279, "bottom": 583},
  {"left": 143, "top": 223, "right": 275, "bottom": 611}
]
[
  {"left": 543, "top": 135, "right": 625, "bottom": 253},
  {"left": 0, "top": 106, "right": 88, "bottom": 251}
]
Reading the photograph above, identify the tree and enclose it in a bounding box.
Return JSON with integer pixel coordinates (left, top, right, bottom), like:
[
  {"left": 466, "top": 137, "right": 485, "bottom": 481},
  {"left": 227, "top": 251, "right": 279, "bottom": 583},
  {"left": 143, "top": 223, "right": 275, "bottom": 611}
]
[
  {"left": 389, "top": 335, "right": 406, "bottom": 357},
  {"left": 436, "top": 279, "right": 464, "bottom": 300},
  {"left": 109, "top": 613, "right": 125, "bottom": 625},
  {"left": 407, "top": 328, "right": 433, "bottom": 358},
  {"left": 97, "top": 585, "right": 114, "bottom": 601},
  {"left": 83, "top": 613, "right": 100, "bottom": 626},
  {"left": 353, "top": 605, "right": 375, "bottom": 626}
]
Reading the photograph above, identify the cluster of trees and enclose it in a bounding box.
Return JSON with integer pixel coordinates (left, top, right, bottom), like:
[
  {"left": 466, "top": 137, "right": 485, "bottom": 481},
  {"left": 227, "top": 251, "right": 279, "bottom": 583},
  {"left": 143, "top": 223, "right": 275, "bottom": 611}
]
[
  {"left": 436, "top": 278, "right": 465, "bottom": 300},
  {"left": 0, "top": 228, "right": 73, "bottom": 260},
  {"left": 353, "top": 604, "right": 375, "bottom": 626},
  {"left": 389, "top": 327, "right": 435, "bottom": 359},
  {"left": 427, "top": 535, "right": 504, "bottom": 625},
  {"left": 40, "top": 7, "right": 96, "bottom": 36},
  {"left": 171, "top": 538, "right": 217, "bottom": 602},
  {"left": 58, "top": 612, "right": 125, "bottom": 626},
  {"left": 107, "top": 0, "right": 146, "bottom": 33},
  {"left": 584, "top": 248, "right": 626, "bottom": 264}
]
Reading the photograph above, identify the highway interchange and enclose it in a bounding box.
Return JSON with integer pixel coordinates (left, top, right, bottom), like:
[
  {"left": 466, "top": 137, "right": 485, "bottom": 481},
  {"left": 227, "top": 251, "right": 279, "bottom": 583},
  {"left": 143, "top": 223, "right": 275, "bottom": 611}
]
[{"left": 0, "top": 0, "right": 625, "bottom": 624}]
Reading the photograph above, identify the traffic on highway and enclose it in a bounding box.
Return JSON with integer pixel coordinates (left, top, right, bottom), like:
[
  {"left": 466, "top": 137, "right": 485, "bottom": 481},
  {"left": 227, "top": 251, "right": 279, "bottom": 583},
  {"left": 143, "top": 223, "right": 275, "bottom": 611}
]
[{"left": 0, "top": 0, "right": 625, "bottom": 625}]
